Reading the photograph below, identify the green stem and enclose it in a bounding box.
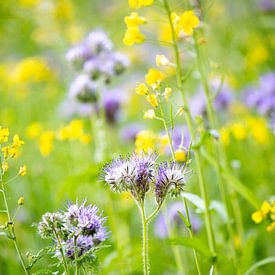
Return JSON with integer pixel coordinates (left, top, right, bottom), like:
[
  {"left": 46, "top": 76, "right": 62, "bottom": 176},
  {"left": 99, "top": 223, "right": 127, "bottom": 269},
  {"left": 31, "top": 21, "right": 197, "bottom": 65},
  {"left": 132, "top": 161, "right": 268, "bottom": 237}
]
[
  {"left": 53, "top": 227, "right": 69, "bottom": 274},
  {"left": 163, "top": 0, "right": 217, "bottom": 260},
  {"left": 140, "top": 204, "right": 149, "bottom": 275}
]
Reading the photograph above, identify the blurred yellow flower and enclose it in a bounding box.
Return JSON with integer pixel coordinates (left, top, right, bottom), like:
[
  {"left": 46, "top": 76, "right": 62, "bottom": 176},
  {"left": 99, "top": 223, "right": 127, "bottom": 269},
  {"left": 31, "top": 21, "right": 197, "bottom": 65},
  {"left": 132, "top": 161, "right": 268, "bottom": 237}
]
[
  {"left": 164, "top": 87, "right": 172, "bottom": 100},
  {"left": 12, "top": 134, "right": 24, "bottom": 149},
  {"left": 18, "top": 165, "right": 27, "bottom": 176},
  {"left": 125, "top": 12, "right": 147, "bottom": 27},
  {"left": 10, "top": 57, "right": 54, "bottom": 84},
  {"left": 53, "top": 0, "right": 74, "bottom": 22},
  {"left": 26, "top": 123, "right": 43, "bottom": 139},
  {"left": 145, "top": 68, "right": 165, "bottom": 88},
  {"left": 123, "top": 27, "right": 145, "bottom": 46},
  {"left": 128, "top": 0, "right": 154, "bottom": 9},
  {"left": 135, "top": 130, "right": 159, "bottom": 153},
  {"left": 2, "top": 162, "right": 9, "bottom": 173},
  {"left": 246, "top": 44, "right": 268, "bottom": 69},
  {"left": 17, "top": 197, "right": 25, "bottom": 206},
  {"left": 39, "top": 131, "right": 55, "bottom": 157},
  {"left": 0, "top": 126, "right": 9, "bottom": 144},
  {"left": 231, "top": 123, "right": 247, "bottom": 141},
  {"left": 135, "top": 83, "right": 149, "bottom": 95},
  {"left": 146, "top": 94, "right": 158, "bottom": 108},
  {"left": 266, "top": 222, "right": 275, "bottom": 233},
  {"left": 251, "top": 210, "right": 264, "bottom": 224},
  {"left": 19, "top": 0, "right": 40, "bottom": 7}
]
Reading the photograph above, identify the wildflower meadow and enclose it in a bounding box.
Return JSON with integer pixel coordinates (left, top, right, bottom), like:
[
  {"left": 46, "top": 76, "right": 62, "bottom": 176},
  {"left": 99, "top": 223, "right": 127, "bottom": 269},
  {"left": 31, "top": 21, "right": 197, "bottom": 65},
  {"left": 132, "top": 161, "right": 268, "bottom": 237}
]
[{"left": 0, "top": 0, "right": 275, "bottom": 274}]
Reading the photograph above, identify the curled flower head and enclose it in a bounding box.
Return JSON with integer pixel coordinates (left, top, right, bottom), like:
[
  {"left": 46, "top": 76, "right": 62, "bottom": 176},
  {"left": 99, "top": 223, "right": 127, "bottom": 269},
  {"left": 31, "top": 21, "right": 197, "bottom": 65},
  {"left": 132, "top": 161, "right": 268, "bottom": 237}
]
[
  {"left": 155, "top": 162, "right": 189, "bottom": 205},
  {"left": 69, "top": 75, "right": 97, "bottom": 103},
  {"left": 103, "top": 153, "right": 155, "bottom": 202}
]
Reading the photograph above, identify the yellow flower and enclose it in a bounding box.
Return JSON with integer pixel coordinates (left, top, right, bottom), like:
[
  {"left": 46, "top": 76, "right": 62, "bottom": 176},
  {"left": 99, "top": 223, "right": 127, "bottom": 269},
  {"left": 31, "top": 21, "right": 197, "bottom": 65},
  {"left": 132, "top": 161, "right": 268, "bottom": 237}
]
[
  {"left": 135, "top": 130, "right": 159, "bottom": 153},
  {"left": 164, "top": 87, "right": 172, "bottom": 100},
  {"left": 2, "top": 146, "right": 19, "bottom": 159},
  {"left": 143, "top": 109, "right": 155, "bottom": 119},
  {"left": 156, "top": 54, "right": 170, "bottom": 67},
  {"left": 26, "top": 122, "right": 43, "bottom": 139},
  {"left": 79, "top": 134, "right": 91, "bottom": 145},
  {"left": 18, "top": 165, "right": 27, "bottom": 176},
  {"left": 251, "top": 210, "right": 264, "bottom": 224},
  {"left": 128, "top": 0, "right": 154, "bottom": 9},
  {"left": 17, "top": 197, "right": 25, "bottom": 206},
  {"left": 248, "top": 117, "right": 269, "bottom": 145},
  {"left": 125, "top": 12, "right": 147, "bottom": 28},
  {"left": 10, "top": 57, "right": 54, "bottom": 84},
  {"left": 145, "top": 68, "right": 166, "bottom": 88},
  {"left": 0, "top": 126, "right": 9, "bottom": 144},
  {"left": 2, "top": 162, "right": 9, "bottom": 173},
  {"left": 246, "top": 44, "right": 268, "bottom": 69},
  {"left": 231, "top": 123, "right": 247, "bottom": 141},
  {"left": 261, "top": 201, "right": 271, "bottom": 215},
  {"left": 19, "top": 0, "right": 40, "bottom": 7},
  {"left": 12, "top": 134, "right": 24, "bottom": 148},
  {"left": 178, "top": 10, "right": 200, "bottom": 36},
  {"left": 39, "top": 131, "right": 55, "bottom": 157},
  {"left": 158, "top": 23, "right": 173, "bottom": 43},
  {"left": 175, "top": 148, "right": 187, "bottom": 163},
  {"left": 53, "top": 0, "right": 74, "bottom": 22},
  {"left": 146, "top": 94, "right": 158, "bottom": 108},
  {"left": 135, "top": 83, "right": 149, "bottom": 95},
  {"left": 266, "top": 222, "right": 275, "bottom": 233},
  {"left": 123, "top": 27, "right": 145, "bottom": 46}
]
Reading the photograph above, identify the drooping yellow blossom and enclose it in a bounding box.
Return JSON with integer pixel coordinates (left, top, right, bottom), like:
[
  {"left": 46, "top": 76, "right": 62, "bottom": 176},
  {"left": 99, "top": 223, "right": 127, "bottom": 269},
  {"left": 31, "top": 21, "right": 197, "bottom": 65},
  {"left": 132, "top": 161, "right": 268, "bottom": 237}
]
[
  {"left": 10, "top": 57, "right": 54, "bottom": 84},
  {"left": 135, "top": 130, "right": 159, "bottom": 153},
  {"left": 125, "top": 12, "right": 147, "bottom": 27},
  {"left": 135, "top": 83, "right": 149, "bottom": 95},
  {"left": 17, "top": 197, "right": 25, "bottom": 206},
  {"left": 175, "top": 148, "right": 187, "bottom": 163},
  {"left": 156, "top": 54, "right": 170, "bottom": 67},
  {"left": 39, "top": 131, "right": 55, "bottom": 157},
  {"left": 12, "top": 134, "right": 24, "bottom": 149},
  {"left": 146, "top": 94, "right": 158, "bottom": 108},
  {"left": 0, "top": 126, "right": 9, "bottom": 144},
  {"left": 128, "top": 0, "right": 154, "bottom": 9},
  {"left": 18, "top": 165, "right": 27, "bottom": 176},
  {"left": 164, "top": 87, "right": 172, "bottom": 100},
  {"left": 143, "top": 109, "right": 156, "bottom": 119},
  {"left": 145, "top": 68, "right": 166, "bottom": 88},
  {"left": 26, "top": 122, "right": 43, "bottom": 139},
  {"left": 123, "top": 27, "right": 145, "bottom": 46},
  {"left": 2, "top": 162, "right": 9, "bottom": 173}
]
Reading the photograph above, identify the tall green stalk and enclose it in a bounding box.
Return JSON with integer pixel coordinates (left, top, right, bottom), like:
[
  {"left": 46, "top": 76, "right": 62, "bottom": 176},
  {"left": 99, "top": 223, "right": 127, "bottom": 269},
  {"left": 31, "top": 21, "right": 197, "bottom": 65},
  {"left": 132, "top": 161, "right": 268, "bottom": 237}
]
[
  {"left": 163, "top": 0, "right": 217, "bottom": 260},
  {"left": 140, "top": 203, "right": 149, "bottom": 275}
]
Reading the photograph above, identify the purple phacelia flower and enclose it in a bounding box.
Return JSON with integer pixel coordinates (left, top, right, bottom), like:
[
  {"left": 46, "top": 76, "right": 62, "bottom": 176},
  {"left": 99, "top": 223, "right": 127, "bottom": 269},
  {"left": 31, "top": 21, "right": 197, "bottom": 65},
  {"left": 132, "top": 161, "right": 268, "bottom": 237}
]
[
  {"left": 103, "top": 91, "right": 122, "bottom": 124},
  {"left": 121, "top": 123, "right": 144, "bottom": 142},
  {"left": 154, "top": 202, "right": 201, "bottom": 239},
  {"left": 103, "top": 153, "right": 155, "bottom": 202},
  {"left": 66, "top": 44, "right": 91, "bottom": 71},
  {"left": 155, "top": 162, "right": 190, "bottom": 205}
]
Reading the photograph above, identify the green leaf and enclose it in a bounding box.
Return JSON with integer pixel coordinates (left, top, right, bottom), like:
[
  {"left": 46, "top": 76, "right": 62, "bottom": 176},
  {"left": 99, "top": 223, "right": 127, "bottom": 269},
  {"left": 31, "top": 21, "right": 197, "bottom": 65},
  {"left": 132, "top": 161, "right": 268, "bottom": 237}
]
[
  {"left": 169, "top": 237, "right": 211, "bottom": 258},
  {"left": 244, "top": 257, "right": 275, "bottom": 275},
  {"left": 177, "top": 210, "right": 191, "bottom": 228},
  {"left": 240, "top": 235, "right": 256, "bottom": 273}
]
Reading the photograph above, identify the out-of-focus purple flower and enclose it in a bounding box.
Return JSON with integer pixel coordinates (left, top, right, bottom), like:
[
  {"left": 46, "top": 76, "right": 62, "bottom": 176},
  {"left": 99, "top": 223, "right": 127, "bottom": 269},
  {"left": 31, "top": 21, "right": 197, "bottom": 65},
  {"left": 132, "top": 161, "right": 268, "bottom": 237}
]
[
  {"left": 245, "top": 72, "right": 275, "bottom": 128},
  {"left": 259, "top": 0, "right": 275, "bottom": 11},
  {"left": 66, "top": 44, "right": 91, "bottom": 71},
  {"left": 190, "top": 79, "right": 233, "bottom": 117},
  {"left": 69, "top": 75, "right": 97, "bottom": 103},
  {"left": 155, "top": 162, "right": 190, "bottom": 205},
  {"left": 103, "top": 153, "right": 155, "bottom": 202},
  {"left": 85, "top": 30, "right": 113, "bottom": 55},
  {"left": 154, "top": 202, "right": 202, "bottom": 239},
  {"left": 103, "top": 91, "right": 122, "bottom": 124},
  {"left": 121, "top": 123, "right": 144, "bottom": 142}
]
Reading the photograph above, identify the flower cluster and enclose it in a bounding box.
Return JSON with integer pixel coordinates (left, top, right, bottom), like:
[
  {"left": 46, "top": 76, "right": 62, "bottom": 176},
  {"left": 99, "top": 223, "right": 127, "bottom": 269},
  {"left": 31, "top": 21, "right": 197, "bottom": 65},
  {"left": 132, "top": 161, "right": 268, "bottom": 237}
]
[
  {"left": 38, "top": 201, "right": 107, "bottom": 264},
  {"left": 103, "top": 153, "right": 190, "bottom": 205},
  {"left": 0, "top": 126, "right": 26, "bottom": 176},
  {"left": 251, "top": 200, "right": 275, "bottom": 232},
  {"left": 245, "top": 72, "right": 275, "bottom": 130}
]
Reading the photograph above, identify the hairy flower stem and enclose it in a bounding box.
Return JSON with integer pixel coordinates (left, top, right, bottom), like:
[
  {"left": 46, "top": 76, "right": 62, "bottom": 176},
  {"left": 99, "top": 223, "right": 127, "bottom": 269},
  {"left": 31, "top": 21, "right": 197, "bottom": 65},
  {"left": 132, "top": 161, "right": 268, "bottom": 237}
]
[
  {"left": 163, "top": 0, "right": 217, "bottom": 261},
  {"left": 140, "top": 203, "right": 149, "bottom": 275},
  {"left": 52, "top": 227, "right": 70, "bottom": 274},
  {"left": 0, "top": 162, "right": 29, "bottom": 275},
  {"left": 159, "top": 107, "right": 201, "bottom": 274}
]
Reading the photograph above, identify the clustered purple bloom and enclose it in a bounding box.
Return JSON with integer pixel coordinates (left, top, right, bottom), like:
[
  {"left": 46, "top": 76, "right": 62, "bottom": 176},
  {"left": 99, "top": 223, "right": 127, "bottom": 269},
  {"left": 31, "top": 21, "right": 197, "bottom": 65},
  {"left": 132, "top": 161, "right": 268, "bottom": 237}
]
[
  {"left": 154, "top": 202, "right": 201, "bottom": 239},
  {"left": 245, "top": 72, "right": 275, "bottom": 129},
  {"left": 38, "top": 201, "right": 107, "bottom": 263},
  {"left": 103, "top": 153, "right": 190, "bottom": 205},
  {"left": 61, "top": 30, "right": 129, "bottom": 124}
]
